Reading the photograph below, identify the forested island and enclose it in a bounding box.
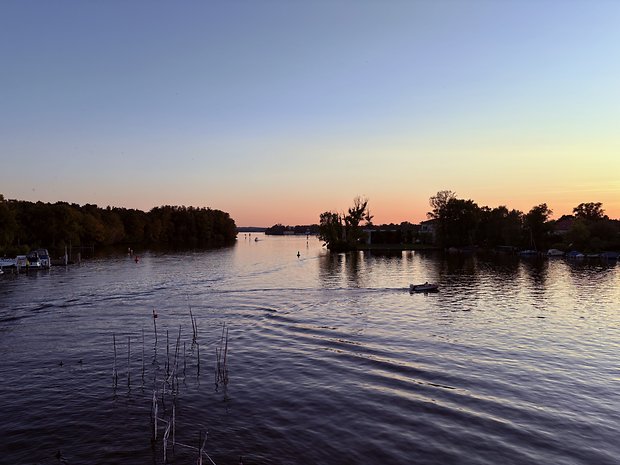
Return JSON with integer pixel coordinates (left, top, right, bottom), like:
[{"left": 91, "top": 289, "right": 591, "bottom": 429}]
[{"left": 0, "top": 195, "right": 237, "bottom": 256}]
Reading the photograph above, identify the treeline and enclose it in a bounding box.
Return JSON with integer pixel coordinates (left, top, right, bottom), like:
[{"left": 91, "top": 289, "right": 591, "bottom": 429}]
[
  {"left": 264, "top": 224, "right": 319, "bottom": 235},
  {"left": 427, "top": 190, "right": 620, "bottom": 252},
  {"left": 0, "top": 194, "right": 237, "bottom": 255},
  {"left": 319, "top": 193, "right": 620, "bottom": 252}
]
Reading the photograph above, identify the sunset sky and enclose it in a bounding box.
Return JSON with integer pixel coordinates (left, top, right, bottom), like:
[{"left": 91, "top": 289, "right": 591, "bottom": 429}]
[{"left": 1, "top": 1, "right": 619, "bottom": 226}]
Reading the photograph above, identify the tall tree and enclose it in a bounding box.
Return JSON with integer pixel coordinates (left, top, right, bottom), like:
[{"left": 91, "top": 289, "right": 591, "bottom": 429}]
[
  {"left": 428, "top": 191, "right": 480, "bottom": 247},
  {"left": 319, "top": 196, "right": 372, "bottom": 251},
  {"left": 478, "top": 206, "right": 523, "bottom": 247},
  {"left": 439, "top": 198, "right": 481, "bottom": 247},
  {"left": 0, "top": 195, "right": 18, "bottom": 252},
  {"left": 573, "top": 202, "right": 608, "bottom": 221},
  {"left": 428, "top": 190, "right": 457, "bottom": 220},
  {"left": 319, "top": 211, "right": 343, "bottom": 248},
  {"left": 524, "top": 203, "right": 553, "bottom": 250},
  {"left": 345, "top": 196, "right": 373, "bottom": 244}
]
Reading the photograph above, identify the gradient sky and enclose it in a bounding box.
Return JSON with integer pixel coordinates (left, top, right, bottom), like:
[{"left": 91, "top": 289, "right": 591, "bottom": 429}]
[{"left": 1, "top": 1, "right": 619, "bottom": 226}]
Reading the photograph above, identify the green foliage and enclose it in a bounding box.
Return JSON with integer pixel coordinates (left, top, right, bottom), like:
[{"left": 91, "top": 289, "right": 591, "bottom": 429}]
[
  {"left": 478, "top": 206, "right": 523, "bottom": 248},
  {"left": 319, "top": 196, "right": 372, "bottom": 251},
  {"left": 428, "top": 191, "right": 481, "bottom": 247},
  {"left": 524, "top": 204, "right": 553, "bottom": 250},
  {"left": 428, "top": 190, "right": 457, "bottom": 220},
  {"left": 0, "top": 195, "right": 237, "bottom": 254},
  {"left": 573, "top": 202, "right": 607, "bottom": 221},
  {"left": 319, "top": 211, "right": 344, "bottom": 248}
]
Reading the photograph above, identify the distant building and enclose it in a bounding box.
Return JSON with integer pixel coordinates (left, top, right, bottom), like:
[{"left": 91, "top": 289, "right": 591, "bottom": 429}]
[
  {"left": 363, "top": 228, "right": 402, "bottom": 245},
  {"left": 419, "top": 219, "right": 437, "bottom": 243},
  {"left": 553, "top": 215, "right": 574, "bottom": 235}
]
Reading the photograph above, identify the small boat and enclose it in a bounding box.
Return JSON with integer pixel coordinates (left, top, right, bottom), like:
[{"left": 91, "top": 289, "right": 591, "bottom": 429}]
[
  {"left": 601, "top": 251, "right": 619, "bottom": 260},
  {"left": 26, "top": 251, "right": 43, "bottom": 269},
  {"left": 0, "top": 258, "right": 16, "bottom": 268},
  {"left": 547, "top": 249, "right": 564, "bottom": 257},
  {"left": 34, "top": 249, "right": 51, "bottom": 268},
  {"left": 410, "top": 283, "right": 439, "bottom": 293},
  {"left": 566, "top": 250, "right": 584, "bottom": 259}
]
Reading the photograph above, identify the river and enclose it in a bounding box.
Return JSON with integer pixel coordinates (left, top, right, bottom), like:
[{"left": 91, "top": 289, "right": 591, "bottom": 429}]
[{"left": 1, "top": 234, "right": 619, "bottom": 464}]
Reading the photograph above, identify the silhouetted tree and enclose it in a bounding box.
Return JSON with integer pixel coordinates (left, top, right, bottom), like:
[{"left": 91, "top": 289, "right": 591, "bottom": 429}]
[
  {"left": 428, "top": 191, "right": 480, "bottom": 247},
  {"left": 319, "top": 211, "right": 343, "bottom": 248},
  {"left": 319, "top": 196, "right": 372, "bottom": 251},
  {"left": 573, "top": 202, "right": 607, "bottom": 221},
  {"left": 524, "top": 204, "right": 553, "bottom": 250},
  {"left": 478, "top": 206, "right": 523, "bottom": 248},
  {"left": 0, "top": 195, "right": 237, "bottom": 254},
  {"left": 0, "top": 195, "right": 17, "bottom": 252},
  {"left": 428, "top": 190, "right": 457, "bottom": 220}
]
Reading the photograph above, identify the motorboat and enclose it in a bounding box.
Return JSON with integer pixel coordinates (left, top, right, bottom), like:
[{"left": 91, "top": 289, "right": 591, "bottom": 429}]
[
  {"left": 410, "top": 283, "right": 439, "bottom": 293},
  {"left": 34, "top": 249, "right": 51, "bottom": 268},
  {"left": 566, "top": 250, "right": 584, "bottom": 259},
  {"left": 547, "top": 249, "right": 564, "bottom": 257}
]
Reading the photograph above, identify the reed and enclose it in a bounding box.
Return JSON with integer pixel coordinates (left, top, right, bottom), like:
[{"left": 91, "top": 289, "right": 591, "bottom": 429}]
[
  {"left": 163, "top": 418, "right": 171, "bottom": 462},
  {"left": 166, "top": 329, "right": 170, "bottom": 377},
  {"left": 141, "top": 327, "right": 145, "bottom": 385},
  {"left": 199, "top": 431, "right": 218, "bottom": 465},
  {"left": 189, "top": 301, "right": 198, "bottom": 343},
  {"left": 109, "top": 314, "right": 241, "bottom": 463},
  {"left": 152, "top": 309, "right": 158, "bottom": 344},
  {"left": 152, "top": 390, "right": 158, "bottom": 442},
  {"left": 112, "top": 333, "right": 118, "bottom": 387},
  {"left": 215, "top": 323, "right": 229, "bottom": 388},
  {"left": 127, "top": 335, "right": 131, "bottom": 388},
  {"left": 172, "top": 404, "right": 176, "bottom": 450},
  {"left": 173, "top": 326, "right": 182, "bottom": 394}
]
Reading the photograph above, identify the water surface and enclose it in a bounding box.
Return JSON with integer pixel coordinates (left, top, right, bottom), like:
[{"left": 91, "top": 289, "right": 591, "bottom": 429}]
[{"left": 1, "top": 235, "right": 619, "bottom": 464}]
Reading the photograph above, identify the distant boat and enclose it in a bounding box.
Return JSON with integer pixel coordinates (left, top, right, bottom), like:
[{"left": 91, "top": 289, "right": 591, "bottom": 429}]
[
  {"left": 0, "top": 258, "right": 16, "bottom": 268},
  {"left": 566, "top": 251, "right": 584, "bottom": 259},
  {"left": 601, "top": 251, "right": 619, "bottom": 260},
  {"left": 34, "top": 249, "right": 51, "bottom": 268},
  {"left": 410, "top": 283, "right": 439, "bottom": 293},
  {"left": 547, "top": 249, "right": 564, "bottom": 257},
  {"left": 26, "top": 251, "right": 43, "bottom": 269},
  {"left": 254, "top": 237, "right": 259, "bottom": 242}
]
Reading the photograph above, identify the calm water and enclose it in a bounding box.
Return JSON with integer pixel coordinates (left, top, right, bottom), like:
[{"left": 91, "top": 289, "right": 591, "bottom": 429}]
[{"left": 1, "top": 235, "right": 619, "bottom": 465}]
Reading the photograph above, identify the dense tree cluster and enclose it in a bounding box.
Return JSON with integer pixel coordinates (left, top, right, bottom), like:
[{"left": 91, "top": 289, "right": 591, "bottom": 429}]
[
  {"left": 319, "top": 196, "right": 373, "bottom": 251},
  {"left": 317, "top": 193, "right": 619, "bottom": 253},
  {"left": 264, "top": 224, "right": 319, "bottom": 235},
  {"left": 0, "top": 194, "right": 237, "bottom": 255},
  {"left": 427, "top": 191, "right": 620, "bottom": 252}
]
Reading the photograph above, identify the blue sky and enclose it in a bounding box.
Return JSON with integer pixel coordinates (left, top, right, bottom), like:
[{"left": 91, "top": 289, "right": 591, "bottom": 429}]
[{"left": 1, "top": 1, "right": 619, "bottom": 226}]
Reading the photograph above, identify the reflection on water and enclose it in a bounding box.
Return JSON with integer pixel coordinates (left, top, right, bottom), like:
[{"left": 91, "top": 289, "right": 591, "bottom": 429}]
[{"left": 0, "top": 235, "right": 619, "bottom": 465}]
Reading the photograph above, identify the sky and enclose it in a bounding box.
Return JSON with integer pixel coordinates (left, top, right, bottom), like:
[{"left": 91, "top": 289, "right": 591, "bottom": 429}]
[{"left": 1, "top": 1, "right": 619, "bottom": 226}]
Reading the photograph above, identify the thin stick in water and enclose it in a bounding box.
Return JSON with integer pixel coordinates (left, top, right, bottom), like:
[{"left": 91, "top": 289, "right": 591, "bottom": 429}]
[
  {"left": 127, "top": 335, "right": 131, "bottom": 388},
  {"left": 141, "top": 327, "right": 145, "bottom": 384},
  {"left": 113, "top": 333, "right": 118, "bottom": 387},
  {"left": 166, "top": 330, "right": 170, "bottom": 377},
  {"left": 152, "top": 308, "right": 158, "bottom": 344}
]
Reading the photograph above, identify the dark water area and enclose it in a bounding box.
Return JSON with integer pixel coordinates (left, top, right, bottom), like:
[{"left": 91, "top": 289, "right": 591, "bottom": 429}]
[{"left": 1, "top": 235, "right": 619, "bottom": 464}]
